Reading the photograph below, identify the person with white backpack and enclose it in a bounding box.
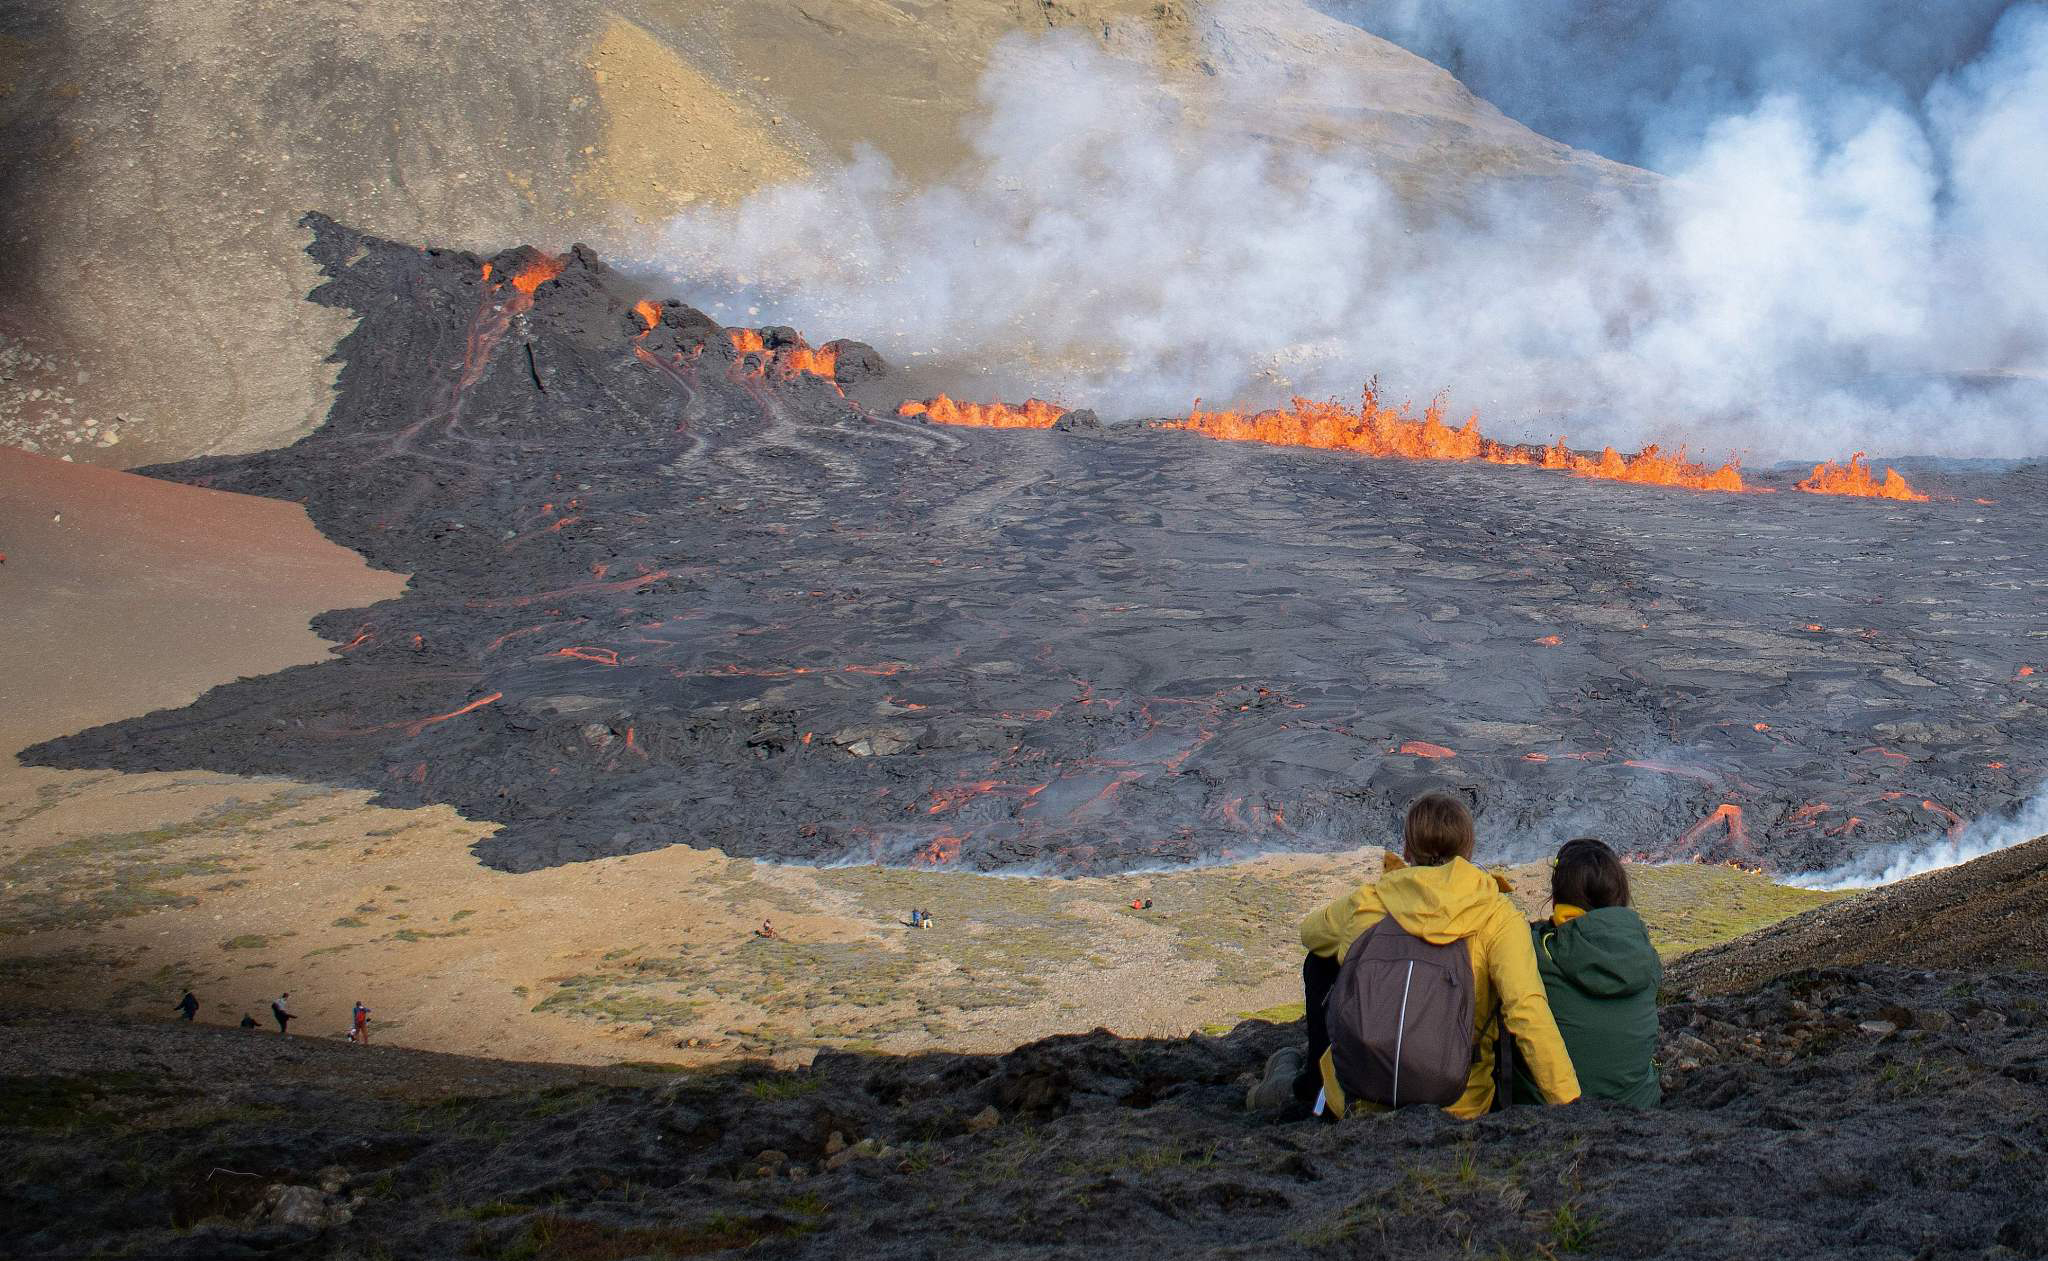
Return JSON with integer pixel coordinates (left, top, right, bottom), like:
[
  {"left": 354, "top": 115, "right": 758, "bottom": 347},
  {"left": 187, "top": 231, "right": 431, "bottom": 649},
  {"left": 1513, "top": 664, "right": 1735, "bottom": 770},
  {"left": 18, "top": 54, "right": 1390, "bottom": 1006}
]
[{"left": 1248, "top": 792, "right": 1581, "bottom": 1119}]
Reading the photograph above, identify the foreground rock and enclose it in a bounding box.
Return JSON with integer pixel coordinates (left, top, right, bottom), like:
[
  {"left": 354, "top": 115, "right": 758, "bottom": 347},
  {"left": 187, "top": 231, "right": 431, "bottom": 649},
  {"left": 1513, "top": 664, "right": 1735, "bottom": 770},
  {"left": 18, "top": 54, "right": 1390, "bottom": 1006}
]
[{"left": 4, "top": 965, "right": 2043, "bottom": 1258}]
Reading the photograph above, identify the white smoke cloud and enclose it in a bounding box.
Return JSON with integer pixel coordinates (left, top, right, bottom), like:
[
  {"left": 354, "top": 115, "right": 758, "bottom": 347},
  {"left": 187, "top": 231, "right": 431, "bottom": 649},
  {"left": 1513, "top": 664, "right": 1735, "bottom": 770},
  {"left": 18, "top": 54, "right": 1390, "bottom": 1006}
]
[
  {"left": 636, "top": 2, "right": 2048, "bottom": 461},
  {"left": 1317, "top": 0, "right": 2021, "bottom": 167},
  {"left": 1785, "top": 782, "right": 2048, "bottom": 890}
]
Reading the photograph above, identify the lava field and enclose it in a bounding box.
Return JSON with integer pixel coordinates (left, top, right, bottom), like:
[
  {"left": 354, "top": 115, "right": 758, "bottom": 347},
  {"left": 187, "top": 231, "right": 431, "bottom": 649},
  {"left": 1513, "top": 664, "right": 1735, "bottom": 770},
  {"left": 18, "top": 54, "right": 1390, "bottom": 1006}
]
[{"left": 25, "top": 216, "right": 2045, "bottom": 875}]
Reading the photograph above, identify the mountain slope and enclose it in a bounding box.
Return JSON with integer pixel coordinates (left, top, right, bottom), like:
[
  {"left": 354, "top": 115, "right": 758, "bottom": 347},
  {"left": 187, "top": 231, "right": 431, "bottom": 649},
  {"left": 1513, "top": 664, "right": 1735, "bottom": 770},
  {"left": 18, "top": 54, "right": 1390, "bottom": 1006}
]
[
  {"left": 0, "top": 0, "right": 1647, "bottom": 466},
  {"left": 1668, "top": 833, "right": 2048, "bottom": 995}
]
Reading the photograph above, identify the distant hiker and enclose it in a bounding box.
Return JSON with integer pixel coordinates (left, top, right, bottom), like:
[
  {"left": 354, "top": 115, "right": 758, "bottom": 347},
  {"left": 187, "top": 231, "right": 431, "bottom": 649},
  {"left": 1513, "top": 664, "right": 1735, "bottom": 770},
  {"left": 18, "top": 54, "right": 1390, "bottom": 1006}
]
[
  {"left": 176, "top": 990, "right": 199, "bottom": 1022},
  {"left": 352, "top": 1001, "right": 371, "bottom": 1046},
  {"left": 757, "top": 920, "right": 777, "bottom": 939},
  {"left": 920, "top": 911, "right": 934, "bottom": 930},
  {"left": 1504, "top": 838, "right": 1661, "bottom": 1108},
  {"left": 240, "top": 1015, "right": 258, "bottom": 1030},
  {"left": 272, "top": 992, "right": 294, "bottom": 1034},
  {"left": 1246, "top": 792, "right": 1580, "bottom": 1118},
  {"left": 1143, "top": 898, "right": 1153, "bottom": 910}
]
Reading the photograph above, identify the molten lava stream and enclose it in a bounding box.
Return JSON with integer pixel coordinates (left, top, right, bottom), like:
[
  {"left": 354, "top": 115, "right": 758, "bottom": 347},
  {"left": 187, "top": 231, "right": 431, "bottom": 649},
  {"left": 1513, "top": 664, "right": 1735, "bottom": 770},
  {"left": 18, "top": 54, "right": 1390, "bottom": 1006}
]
[
  {"left": 1673, "top": 803, "right": 1753, "bottom": 860},
  {"left": 1169, "top": 385, "right": 1753, "bottom": 493},
  {"left": 899, "top": 395, "right": 1067, "bottom": 429},
  {"left": 883, "top": 377, "right": 1919, "bottom": 503},
  {"left": 726, "top": 329, "right": 839, "bottom": 382},
  {"left": 1795, "top": 453, "right": 1929, "bottom": 501},
  {"left": 508, "top": 255, "right": 566, "bottom": 296}
]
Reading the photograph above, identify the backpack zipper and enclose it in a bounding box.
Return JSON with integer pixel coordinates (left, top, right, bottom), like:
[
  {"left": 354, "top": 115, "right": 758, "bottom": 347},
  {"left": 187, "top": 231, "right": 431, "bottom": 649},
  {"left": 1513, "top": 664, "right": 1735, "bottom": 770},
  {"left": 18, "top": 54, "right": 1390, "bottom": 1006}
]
[{"left": 1391, "top": 959, "right": 1415, "bottom": 1108}]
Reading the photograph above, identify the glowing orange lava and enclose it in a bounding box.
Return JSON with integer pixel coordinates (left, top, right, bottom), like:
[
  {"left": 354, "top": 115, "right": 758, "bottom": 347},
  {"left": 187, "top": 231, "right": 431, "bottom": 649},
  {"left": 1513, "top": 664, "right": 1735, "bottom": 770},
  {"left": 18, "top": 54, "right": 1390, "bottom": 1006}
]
[
  {"left": 1675, "top": 803, "right": 1749, "bottom": 855},
  {"left": 782, "top": 345, "right": 839, "bottom": 377},
  {"left": 401, "top": 692, "right": 503, "bottom": 738},
  {"left": 726, "top": 328, "right": 839, "bottom": 382},
  {"left": 633, "top": 300, "right": 659, "bottom": 331},
  {"left": 1538, "top": 439, "right": 1747, "bottom": 493},
  {"left": 908, "top": 379, "right": 1931, "bottom": 504},
  {"left": 1395, "top": 740, "right": 1457, "bottom": 759},
  {"left": 509, "top": 256, "right": 566, "bottom": 296},
  {"left": 1795, "top": 453, "right": 1928, "bottom": 501},
  {"left": 1921, "top": 799, "right": 1965, "bottom": 837},
  {"left": 1168, "top": 384, "right": 1753, "bottom": 493},
  {"left": 899, "top": 395, "right": 1067, "bottom": 429}
]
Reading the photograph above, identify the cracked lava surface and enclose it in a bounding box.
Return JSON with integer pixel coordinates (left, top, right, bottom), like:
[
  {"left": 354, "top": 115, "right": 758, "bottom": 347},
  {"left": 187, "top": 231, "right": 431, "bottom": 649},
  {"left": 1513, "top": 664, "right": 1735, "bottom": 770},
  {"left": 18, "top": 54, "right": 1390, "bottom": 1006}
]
[{"left": 23, "top": 216, "right": 2045, "bottom": 875}]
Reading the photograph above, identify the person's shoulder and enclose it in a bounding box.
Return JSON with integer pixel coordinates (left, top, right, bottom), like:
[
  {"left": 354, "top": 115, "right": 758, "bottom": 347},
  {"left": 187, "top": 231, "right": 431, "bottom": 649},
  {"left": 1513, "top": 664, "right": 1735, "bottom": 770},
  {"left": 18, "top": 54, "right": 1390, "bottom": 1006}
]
[{"left": 1480, "top": 893, "right": 1537, "bottom": 941}]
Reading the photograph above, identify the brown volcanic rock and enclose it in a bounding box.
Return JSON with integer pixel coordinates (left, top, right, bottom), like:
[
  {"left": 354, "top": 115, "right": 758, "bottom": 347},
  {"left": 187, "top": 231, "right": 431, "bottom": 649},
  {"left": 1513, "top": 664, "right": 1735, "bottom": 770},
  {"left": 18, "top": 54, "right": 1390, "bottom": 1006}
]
[
  {"left": 0, "top": 0, "right": 1645, "bottom": 467},
  {"left": 1668, "top": 833, "right": 2048, "bottom": 996}
]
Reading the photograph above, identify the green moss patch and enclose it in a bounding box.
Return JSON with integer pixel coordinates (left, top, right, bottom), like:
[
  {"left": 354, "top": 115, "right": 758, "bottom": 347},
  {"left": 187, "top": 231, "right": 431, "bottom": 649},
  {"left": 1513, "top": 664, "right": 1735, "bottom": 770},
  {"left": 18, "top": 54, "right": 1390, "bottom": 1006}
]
[{"left": 1630, "top": 864, "right": 1844, "bottom": 958}]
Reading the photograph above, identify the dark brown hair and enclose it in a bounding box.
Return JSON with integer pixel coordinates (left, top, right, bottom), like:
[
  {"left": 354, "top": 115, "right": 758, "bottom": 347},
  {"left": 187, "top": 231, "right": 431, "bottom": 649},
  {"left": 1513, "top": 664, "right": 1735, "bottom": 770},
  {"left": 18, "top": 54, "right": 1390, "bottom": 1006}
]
[
  {"left": 1552, "top": 837, "right": 1630, "bottom": 909},
  {"left": 1403, "top": 792, "right": 1475, "bottom": 866}
]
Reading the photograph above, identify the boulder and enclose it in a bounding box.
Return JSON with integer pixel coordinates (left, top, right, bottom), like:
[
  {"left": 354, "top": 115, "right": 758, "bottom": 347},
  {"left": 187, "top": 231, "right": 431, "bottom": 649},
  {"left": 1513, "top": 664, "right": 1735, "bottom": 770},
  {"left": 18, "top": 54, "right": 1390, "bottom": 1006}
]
[
  {"left": 261, "top": 1184, "right": 350, "bottom": 1230},
  {"left": 824, "top": 340, "right": 887, "bottom": 385}
]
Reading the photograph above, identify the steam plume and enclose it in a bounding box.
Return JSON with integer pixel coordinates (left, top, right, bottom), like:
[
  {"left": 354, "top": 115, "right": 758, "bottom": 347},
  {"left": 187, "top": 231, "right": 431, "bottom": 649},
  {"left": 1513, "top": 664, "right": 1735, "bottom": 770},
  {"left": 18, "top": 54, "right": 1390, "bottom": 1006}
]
[
  {"left": 1787, "top": 782, "right": 2048, "bottom": 890},
  {"left": 638, "top": 2, "right": 2048, "bottom": 461}
]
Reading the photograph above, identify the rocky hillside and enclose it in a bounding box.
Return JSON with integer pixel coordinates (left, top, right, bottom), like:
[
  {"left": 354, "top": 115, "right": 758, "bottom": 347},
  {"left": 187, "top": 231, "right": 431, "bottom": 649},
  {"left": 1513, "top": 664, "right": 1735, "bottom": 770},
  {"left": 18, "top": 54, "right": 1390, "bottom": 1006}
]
[
  {"left": 1670, "top": 833, "right": 2048, "bottom": 995},
  {"left": 0, "top": 0, "right": 1645, "bottom": 467},
  {"left": 7, "top": 840, "right": 2048, "bottom": 1258},
  {"left": 4, "top": 967, "right": 2043, "bottom": 1258}
]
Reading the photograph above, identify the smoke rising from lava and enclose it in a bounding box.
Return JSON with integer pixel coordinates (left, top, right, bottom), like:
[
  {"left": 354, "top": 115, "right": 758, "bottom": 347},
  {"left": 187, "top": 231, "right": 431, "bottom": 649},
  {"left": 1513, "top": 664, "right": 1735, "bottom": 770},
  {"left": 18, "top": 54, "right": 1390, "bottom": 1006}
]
[
  {"left": 1321, "top": 0, "right": 2021, "bottom": 170},
  {"left": 640, "top": 3, "right": 2048, "bottom": 462},
  {"left": 1787, "top": 781, "right": 2048, "bottom": 890}
]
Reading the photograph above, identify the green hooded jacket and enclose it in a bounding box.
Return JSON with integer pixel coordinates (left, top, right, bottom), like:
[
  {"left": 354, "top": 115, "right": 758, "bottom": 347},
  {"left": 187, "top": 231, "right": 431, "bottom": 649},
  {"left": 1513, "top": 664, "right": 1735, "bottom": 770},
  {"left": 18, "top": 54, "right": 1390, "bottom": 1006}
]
[{"left": 1511, "top": 905, "right": 1662, "bottom": 1108}]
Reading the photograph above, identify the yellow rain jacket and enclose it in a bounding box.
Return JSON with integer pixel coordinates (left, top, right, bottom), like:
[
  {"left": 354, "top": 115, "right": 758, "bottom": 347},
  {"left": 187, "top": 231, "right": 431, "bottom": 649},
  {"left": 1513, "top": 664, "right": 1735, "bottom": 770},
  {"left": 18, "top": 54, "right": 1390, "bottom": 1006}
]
[{"left": 1301, "top": 854, "right": 1580, "bottom": 1118}]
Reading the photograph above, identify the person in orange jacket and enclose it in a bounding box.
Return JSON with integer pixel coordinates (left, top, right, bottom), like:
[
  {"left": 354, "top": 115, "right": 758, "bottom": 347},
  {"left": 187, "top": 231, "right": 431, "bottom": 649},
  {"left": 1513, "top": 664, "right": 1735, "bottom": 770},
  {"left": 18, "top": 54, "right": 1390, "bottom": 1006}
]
[{"left": 1248, "top": 792, "right": 1581, "bottom": 1118}]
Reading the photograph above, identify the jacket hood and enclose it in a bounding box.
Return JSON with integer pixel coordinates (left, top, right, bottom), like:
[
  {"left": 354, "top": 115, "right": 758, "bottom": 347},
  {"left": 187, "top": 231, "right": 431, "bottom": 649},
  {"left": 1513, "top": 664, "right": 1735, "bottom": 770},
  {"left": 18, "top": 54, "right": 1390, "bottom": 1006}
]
[
  {"left": 1541, "top": 906, "right": 1662, "bottom": 998},
  {"left": 1377, "top": 856, "right": 1513, "bottom": 945}
]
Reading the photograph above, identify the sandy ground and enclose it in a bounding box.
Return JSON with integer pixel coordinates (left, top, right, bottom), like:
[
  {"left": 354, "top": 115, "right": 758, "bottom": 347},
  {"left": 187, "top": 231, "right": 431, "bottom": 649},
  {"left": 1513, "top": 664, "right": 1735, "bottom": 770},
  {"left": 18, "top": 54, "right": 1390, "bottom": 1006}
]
[{"left": 0, "top": 454, "right": 1835, "bottom": 1071}]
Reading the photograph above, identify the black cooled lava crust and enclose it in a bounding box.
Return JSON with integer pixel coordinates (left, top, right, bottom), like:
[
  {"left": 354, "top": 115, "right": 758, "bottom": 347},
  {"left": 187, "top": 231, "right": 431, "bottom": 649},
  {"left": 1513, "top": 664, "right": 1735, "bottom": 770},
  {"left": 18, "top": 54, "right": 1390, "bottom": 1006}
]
[{"left": 23, "top": 216, "right": 2047, "bottom": 873}]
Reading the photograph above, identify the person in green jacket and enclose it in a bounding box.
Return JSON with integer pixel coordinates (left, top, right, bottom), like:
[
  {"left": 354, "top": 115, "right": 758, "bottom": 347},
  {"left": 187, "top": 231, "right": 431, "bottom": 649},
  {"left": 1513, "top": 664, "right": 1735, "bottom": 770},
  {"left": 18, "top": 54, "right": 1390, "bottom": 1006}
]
[{"left": 1511, "top": 837, "right": 1662, "bottom": 1107}]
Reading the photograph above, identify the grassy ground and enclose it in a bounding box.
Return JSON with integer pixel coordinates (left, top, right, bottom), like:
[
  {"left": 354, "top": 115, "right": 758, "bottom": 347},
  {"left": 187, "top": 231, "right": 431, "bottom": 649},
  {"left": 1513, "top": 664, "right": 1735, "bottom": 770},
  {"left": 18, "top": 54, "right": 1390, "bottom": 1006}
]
[
  {"left": 1629, "top": 864, "right": 1843, "bottom": 957},
  {"left": 0, "top": 758, "right": 1848, "bottom": 1067}
]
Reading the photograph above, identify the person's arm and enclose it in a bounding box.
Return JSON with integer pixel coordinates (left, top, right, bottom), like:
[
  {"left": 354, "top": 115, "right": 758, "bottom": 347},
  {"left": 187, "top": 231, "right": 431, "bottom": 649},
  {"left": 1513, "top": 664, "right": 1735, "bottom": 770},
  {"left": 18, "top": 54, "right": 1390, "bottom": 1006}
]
[
  {"left": 1299, "top": 892, "right": 1355, "bottom": 958},
  {"left": 1488, "top": 911, "right": 1580, "bottom": 1104},
  {"left": 1300, "top": 855, "right": 1400, "bottom": 959}
]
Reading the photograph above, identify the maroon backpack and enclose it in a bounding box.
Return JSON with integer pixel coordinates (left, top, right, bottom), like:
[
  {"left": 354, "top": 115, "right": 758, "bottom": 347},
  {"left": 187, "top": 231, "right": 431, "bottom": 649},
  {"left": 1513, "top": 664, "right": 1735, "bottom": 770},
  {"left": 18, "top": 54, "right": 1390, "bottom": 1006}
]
[{"left": 1326, "top": 915, "right": 1479, "bottom": 1108}]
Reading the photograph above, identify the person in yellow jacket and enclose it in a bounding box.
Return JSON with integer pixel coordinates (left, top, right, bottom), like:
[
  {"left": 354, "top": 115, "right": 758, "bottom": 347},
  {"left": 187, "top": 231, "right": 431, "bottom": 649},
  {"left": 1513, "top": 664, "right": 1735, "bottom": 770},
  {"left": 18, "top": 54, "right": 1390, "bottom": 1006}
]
[{"left": 1250, "top": 792, "right": 1581, "bottom": 1119}]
